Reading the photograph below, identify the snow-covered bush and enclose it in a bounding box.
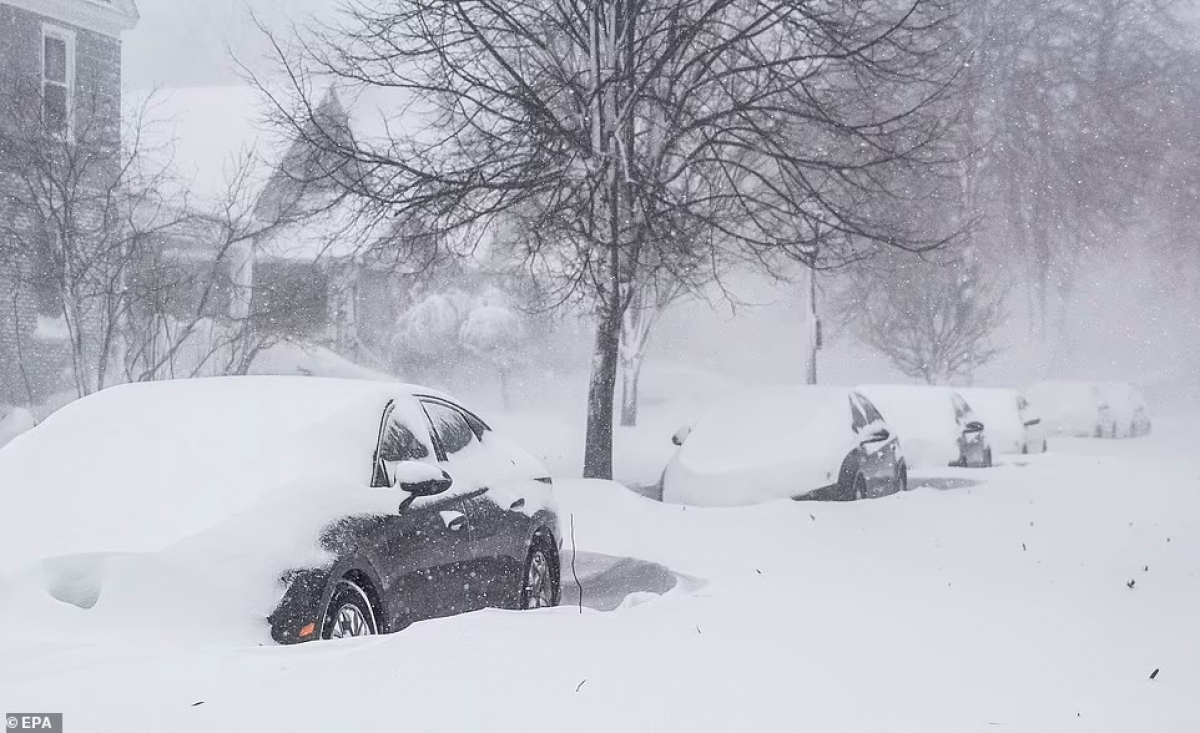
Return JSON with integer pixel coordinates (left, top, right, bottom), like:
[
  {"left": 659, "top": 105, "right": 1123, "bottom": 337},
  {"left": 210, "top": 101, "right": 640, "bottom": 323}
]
[{"left": 459, "top": 305, "right": 528, "bottom": 409}]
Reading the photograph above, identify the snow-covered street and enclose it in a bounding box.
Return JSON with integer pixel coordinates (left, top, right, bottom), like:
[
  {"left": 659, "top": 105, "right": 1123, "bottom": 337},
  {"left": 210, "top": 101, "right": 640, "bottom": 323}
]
[{"left": 2, "top": 416, "right": 1196, "bottom": 732}]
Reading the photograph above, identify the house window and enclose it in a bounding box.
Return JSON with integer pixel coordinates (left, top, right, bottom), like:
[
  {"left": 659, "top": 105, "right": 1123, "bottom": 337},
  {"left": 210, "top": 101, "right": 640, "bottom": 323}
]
[{"left": 42, "top": 27, "right": 75, "bottom": 137}]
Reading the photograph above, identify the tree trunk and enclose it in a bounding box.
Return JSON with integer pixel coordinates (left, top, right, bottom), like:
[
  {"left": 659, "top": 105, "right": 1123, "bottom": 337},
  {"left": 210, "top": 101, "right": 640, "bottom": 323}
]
[
  {"left": 61, "top": 291, "right": 92, "bottom": 397},
  {"left": 583, "top": 290, "right": 622, "bottom": 479},
  {"left": 619, "top": 354, "right": 643, "bottom": 427}
]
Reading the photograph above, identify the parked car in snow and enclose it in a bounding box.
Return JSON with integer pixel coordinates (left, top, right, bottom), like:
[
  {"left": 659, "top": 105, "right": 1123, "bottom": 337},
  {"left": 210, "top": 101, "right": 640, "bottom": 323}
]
[
  {"left": 1097, "top": 382, "right": 1152, "bottom": 438},
  {"left": 661, "top": 386, "right": 908, "bottom": 505},
  {"left": 957, "top": 388, "right": 1048, "bottom": 455},
  {"left": 1026, "top": 380, "right": 1150, "bottom": 438},
  {"left": 1026, "top": 381, "right": 1112, "bottom": 437},
  {"left": 858, "top": 385, "right": 993, "bottom": 469},
  {"left": 0, "top": 377, "right": 561, "bottom": 644}
]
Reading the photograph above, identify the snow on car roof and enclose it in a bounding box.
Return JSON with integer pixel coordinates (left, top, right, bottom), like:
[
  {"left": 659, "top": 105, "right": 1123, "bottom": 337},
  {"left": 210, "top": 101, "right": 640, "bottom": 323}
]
[
  {"left": 0, "top": 377, "right": 454, "bottom": 570},
  {"left": 857, "top": 384, "right": 960, "bottom": 438},
  {"left": 1026, "top": 380, "right": 1101, "bottom": 406},
  {"left": 679, "top": 385, "right": 854, "bottom": 472},
  {"left": 957, "top": 387, "right": 1020, "bottom": 410},
  {"left": 957, "top": 387, "right": 1024, "bottom": 430}
]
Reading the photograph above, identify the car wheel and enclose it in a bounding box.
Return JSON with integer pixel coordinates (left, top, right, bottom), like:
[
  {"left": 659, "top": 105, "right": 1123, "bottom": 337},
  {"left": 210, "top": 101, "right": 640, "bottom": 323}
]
[
  {"left": 520, "top": 540, "right": 559, "bottom": 610},
  {"left": 983, "top": 448, "right": 993, "bottom": 468},
  {"left": 1094, "top": 424, "right": 1102, "bottom": 438},
  {"left": 321, "top": 579, "right": 378, "bottom": 640},
  {"left": 1041, "top": 439, "right": 1048, "bottom": 453},
  {"left": 895, "top": 465, "right": 909, "bottom": 493}
]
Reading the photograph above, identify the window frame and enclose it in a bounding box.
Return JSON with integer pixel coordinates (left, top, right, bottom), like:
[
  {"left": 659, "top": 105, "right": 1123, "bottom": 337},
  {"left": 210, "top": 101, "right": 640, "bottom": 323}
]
[
  {"left": 417, "top": 397, "right": 487, "bottom": 460},
  {"left": 857, "top": 394, "right": 886, "bottom": 425},
  {"left": 370, "top": 399, "right": 434, "bottom": 488},
  {"left": 848, "top": 394, "right": 868, "bottom": 433},
  {"left": 41, "top": 24, "right": 76, "bottom": 140},
  {"left": 951, "top": 393, "right": 972, "bottom": 423}
]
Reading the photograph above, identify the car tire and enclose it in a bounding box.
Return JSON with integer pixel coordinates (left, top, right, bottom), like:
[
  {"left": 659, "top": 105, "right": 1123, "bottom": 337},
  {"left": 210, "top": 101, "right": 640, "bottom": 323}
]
[
  {"left": 983, "top": 448, "right": 993, "bottom": 468},
  {"left": 520, "top": 538, "right": 559, "bottom": 610},
  {"left": 1041, "top": 439, "right": 1048, "bottom": 452},
  {"left": 895, "top": 464, "right": 908, "bottom": 493},
  {"left": 321, "top": 578, "right": 379, "bottom": 640}
]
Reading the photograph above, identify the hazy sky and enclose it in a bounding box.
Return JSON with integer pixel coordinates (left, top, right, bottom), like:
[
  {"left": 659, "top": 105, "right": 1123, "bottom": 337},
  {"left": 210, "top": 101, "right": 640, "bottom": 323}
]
[
  {"left": 125, "top": 0, "right": 1200, "bottom": 89},
  {"left": 124, "top": 0, "right": 334, "bottom": 89}
]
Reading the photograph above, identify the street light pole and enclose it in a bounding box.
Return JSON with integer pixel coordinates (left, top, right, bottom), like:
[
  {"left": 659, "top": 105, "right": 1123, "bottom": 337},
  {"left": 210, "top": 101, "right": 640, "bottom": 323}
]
[
  {"left": 805, "top": 263, "right": 818, "bottom": 385},
  {"left": 798, "top": 241, "right": 820, "bottom": 385}
]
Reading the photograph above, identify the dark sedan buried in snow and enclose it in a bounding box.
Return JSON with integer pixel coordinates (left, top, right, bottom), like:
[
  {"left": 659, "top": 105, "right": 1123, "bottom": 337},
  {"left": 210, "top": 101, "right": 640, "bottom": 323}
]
[{"left": 0, "top": 377, "right": 561, "bottom": 645}]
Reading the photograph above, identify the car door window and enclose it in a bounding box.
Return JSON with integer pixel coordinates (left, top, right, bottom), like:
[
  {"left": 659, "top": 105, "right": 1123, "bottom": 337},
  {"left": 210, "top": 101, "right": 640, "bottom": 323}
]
[
  {"left": 859, "top": 396, "right": 886, "bottom": 426},
  {"left": 849, "top": 396, "right": 868, "bottom": 433},
  {"left": 372, "top": 400, "right": 435, "bottom": 488},
  {"left": 952, "top": 394, "right": 971, "bottom": 423},
  {"left": 422, "top": 401, "right": 479, "bottom": 457}
]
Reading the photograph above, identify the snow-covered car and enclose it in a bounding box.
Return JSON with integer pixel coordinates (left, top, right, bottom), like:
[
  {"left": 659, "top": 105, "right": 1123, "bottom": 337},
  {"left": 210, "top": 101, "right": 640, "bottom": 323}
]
[
  {"left": 1023, "top": 381, "right": 1150, "bottom": 438},
  {"left": 957, "top": 388, "right": 1047, "bottom": 455},
  {"left": 858, "top": 385, "right": 993, "bottom": 469},
  {"left": 661, "top": 386, "right": 907, "bottom": 506},
  {"left": 0, "top": 377, "right": 561, "bottom": 644},
  {"left": 1025, "top": 380, "right": 1125, "bottom": 438},
  {"left": 1097, "top": 382, "right": 1152, "bottom": 438}
]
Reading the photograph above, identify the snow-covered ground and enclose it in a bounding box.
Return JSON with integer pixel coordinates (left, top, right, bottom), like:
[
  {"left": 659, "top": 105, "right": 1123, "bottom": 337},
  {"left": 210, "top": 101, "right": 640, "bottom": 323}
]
[{"left": 1, "top": 415, "right": 1197, "bottom": 731}]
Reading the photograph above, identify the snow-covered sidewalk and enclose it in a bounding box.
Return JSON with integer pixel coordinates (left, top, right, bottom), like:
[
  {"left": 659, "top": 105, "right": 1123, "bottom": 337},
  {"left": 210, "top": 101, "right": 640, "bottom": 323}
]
[{"left": 1, "top": 420, "right": 1197, "bottom": 731}]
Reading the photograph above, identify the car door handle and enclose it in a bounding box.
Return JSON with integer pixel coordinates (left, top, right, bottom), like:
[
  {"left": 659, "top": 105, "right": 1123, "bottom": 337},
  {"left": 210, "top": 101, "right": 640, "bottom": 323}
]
[{"left": 439, "top": 510, "right": 467, "bottom": 532}]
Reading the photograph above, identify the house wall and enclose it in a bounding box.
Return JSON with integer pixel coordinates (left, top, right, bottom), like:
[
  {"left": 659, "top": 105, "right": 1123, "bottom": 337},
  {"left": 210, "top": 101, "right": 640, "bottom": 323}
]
[{"left": 0, "top": 1, "right": 125, "bottom": 403}]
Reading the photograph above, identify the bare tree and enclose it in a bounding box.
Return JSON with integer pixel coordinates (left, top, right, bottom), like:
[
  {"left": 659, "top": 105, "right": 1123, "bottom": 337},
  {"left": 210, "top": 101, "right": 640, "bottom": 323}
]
[
  {"left": 257, "top": 0, "right": 965, "bottom": 478},
  {"left": 959, "top": 0, "right": 1190, "bottom": 338},
  {"left": 0, "top": 82, "right": 189, "bottom": 398},
  {"left": 0, "top": 74, "right": 367, "bottom": 402},
  {"left": 460, "top": 304, "right": 527, "bottom": 411},
  {"left": 618, "top": 269, "right": 685, "bottom": 426},
  {"left": 843, "top": 249, "right": 1008, "bottom": 385}
]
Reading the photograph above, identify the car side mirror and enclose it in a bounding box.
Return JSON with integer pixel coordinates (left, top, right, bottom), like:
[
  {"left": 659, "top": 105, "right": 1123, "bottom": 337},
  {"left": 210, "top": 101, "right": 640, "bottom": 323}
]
[
  {"left": 671, "top": 425, "right": 692, "bottom": 447},
  {"left": 389, "top": 461, "right": 454, "bottom": 497},
  {"left": 1023, "top": 418, "right": 1041, "bottom": 427},
  {"left": 964, "top": 421, "right": 984, "bottom": 433},
  {"left": 861, "top": 427, "right": 890, "bottom": 444},
  {"left": 403, "top": 471, "right": 453, "bottom": 497}
]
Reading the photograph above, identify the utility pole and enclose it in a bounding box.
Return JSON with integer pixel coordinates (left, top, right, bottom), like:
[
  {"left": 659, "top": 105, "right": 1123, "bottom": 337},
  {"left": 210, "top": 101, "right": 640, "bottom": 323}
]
[
  {"left": 799, "top": 242, "right": 820, "bottom": 385},
  {"left": 805, "top": 263, "right": 819, "bottom": 384}
]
